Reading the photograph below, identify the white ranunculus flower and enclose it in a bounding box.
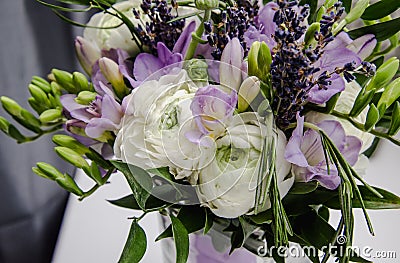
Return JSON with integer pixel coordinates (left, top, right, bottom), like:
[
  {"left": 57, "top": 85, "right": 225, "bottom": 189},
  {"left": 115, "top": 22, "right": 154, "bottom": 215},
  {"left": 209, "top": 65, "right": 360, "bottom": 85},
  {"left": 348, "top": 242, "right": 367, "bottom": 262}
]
[
  {"left": 306, "top": 81, "right": 374, "bottom": 152},
  {"left": 195, "top": 112, "right": 294, "bottom": 218},
  {"left": 84, "top": 0, "right": 143, "bottom": 55},
  {"left": 114, "top": 70, "right": 215, "bottom": 180}
]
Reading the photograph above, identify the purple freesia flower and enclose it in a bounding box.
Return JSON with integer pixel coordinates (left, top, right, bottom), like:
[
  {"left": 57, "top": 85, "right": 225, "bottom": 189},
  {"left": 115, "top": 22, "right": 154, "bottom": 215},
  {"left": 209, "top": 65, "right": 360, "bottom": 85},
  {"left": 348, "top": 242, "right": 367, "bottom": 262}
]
[
  {"left": 187, "top": 85, "right": 238, "bottom": 144},
  {"left": 284, "top": 113, "right": 362, "bottom": 190},
  {"left": 91, "top": 48, "right": 130, "bottom": 96},
  {"left": 61, "top": 93, "right": 128, "bottom": 139},
  {"left": 121, "top": 21, "right": 197, "bottom": 87}
]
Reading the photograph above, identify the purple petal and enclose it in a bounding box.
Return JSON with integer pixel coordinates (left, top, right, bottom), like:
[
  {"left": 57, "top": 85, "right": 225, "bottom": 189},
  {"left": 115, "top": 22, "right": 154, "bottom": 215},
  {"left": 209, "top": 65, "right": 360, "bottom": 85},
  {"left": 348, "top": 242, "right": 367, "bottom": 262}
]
[
  {"left": 341, "top": 136, "right": 362, "bottom": 166},
  {"left": 173, "top": 21, "right": 196, "bottom": 55},
  {"left": 60, "top": 94, "right": 85, "bottom": 112},
  {"left": 133, "top": 53, "right": 163, "bottom": 81},
  {"left": 70, "top": 108, "right": 94, "bottom": 123},
  {"left": 315, "top": 48, "right": 361, "bottom": 73},
  {"left": 307, "top": 75, "right": 345, "bottom": 104},
  {"left": 157, "top": 42, "right": 174, "bottom": 65},
  {"left": 258, "top": 2, "right": 278, "bottom": 39},
  {"left": 285, "top": 113, "right": 308, "bottom": 167},
  {"left": 220, "top": 38, "right": 244, "bottom": 91},
  {"left": 317, "top": 120, "right": 346, "bottom": 151},
  {"left": 348, "top": 34, "right": 376, "bottom": 60},
  {"left": 309, "top": 168, "right": 341, "bottom": 190},
  {"left": 325, "top": 32, "right": 353, "bottom": 51},
  {"left": 101, "top": 94, "right": 122, "bottom": 124},
  {"left": 86, "top": 118, "right": 118, "bottom": 138}
]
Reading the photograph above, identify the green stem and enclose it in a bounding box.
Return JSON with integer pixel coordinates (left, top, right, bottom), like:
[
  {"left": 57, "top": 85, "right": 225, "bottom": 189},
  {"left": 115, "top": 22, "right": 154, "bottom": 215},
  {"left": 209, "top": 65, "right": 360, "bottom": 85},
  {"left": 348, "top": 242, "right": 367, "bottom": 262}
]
[
  {"left": 21, "top": 124, "right": 63, "bottom": 143},
  {"left": 330, "top": 111, "right": 400, "bottom": 147},
  {"left": 184, "top": 9, "right": 211, "bottom": 60},
  {"left": 78, "top": 168, "right": 115, "bottom": 201}
]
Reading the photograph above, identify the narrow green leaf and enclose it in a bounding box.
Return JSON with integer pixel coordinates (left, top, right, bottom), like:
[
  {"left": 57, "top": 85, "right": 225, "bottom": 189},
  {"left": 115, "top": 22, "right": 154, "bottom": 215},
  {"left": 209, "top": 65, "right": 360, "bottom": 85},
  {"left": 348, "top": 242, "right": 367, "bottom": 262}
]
[
  {"left": 345, "top": 0, "right": 369, "bottom": 24},
  {"left": 299, "top": 0, "right": 318, "bottom": 23},
  {"left": 111, "top": 160, "right": 153, "bottom": 210},
  {"left": 361, "top": 0, "right": 400, "bottom": 20},
  {"left": 168, "top": 11, "right": 204, "bottom": 23},
  {"left": 204, "top": 209, "right": 214, "bottom": 234},
  {"left": 289, "top": 182, "right": 319, "bottom": 195},
  {"left": 325, "top": 186, "right": 400, "bottom": 209},
  {"left": 109, "top": 194, "right": 166, "bottom": 210},
  {"left": 170, "top": 215, "right": 189, "bottom": 263},
  {"left": 377, "top": 77, "right": 400, "bottom": 116},
  {"left": 348, "top": 17, "right": 400, "bottom": 41},
  {"left": 388, "top": 101, "right": 400, "bottom": 135},
  {"left": 156, "top": 206, "right": 206, "bottom": 241},
  {"left": 342, "top": 0, "right": 352, "bottom": 13},
  {"left": 118, "top": 221, "right": 147, "bottom": 263}
]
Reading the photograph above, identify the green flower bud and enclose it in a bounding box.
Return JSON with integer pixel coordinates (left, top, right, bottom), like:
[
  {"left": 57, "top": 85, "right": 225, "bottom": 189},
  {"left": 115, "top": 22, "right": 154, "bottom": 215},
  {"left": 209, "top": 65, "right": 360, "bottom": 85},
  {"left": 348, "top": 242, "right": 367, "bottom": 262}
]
[
  {"left": 388, "top": 101, "right": 400, "bottom": 136},
  {"left": 51, "top": 81, "right": 63, "bottom": 96},
  {"left": 32, "top": 167, "right": 52, "bottom": 180},
  {"left": 345, "top": 0, "right": 369, "bottom": 24},
  {"left": 238, "top": 76, "right": 261, "bottom": 112},
  {"left": 365, "top": 104, "right": 379, "bottom": 131},
  {"left": 377, "top": 77, "right": 400, "bottom": 116},
  {"left": 304, "top": 22, "right": 320, "bottom": 46},
  {"left": 349, "top": 89, "right": 375, "bottom": 117},
  {"left": 195, "top": 0, "right": 219, "bottom": 10},
  {"left": 48, "top": 94, "right": 62, "bottom": 108},
  {"left": 39, "top": 109, "right": 62, "bottom": 124},
  {"left": 1, "top": 96, "right": 22, "bottom": 117},
  {"left": 75, "top": 91, "right": 97, "bottom": 105},
  {"left": 316, "top": 6, "right": 327, "bottom": 21},
  {"left": 185, "top": 59, "right": 209, "bottom": 82},
  {"left": 1, "top": 96, "right": 41, "bottom": 133},
  {"left": 0, "top": 117, "right": 26, "bottom": 142},
  {"left": 366, "top": 57, "right": 399, "bottom": 91},
  {"left": 52, "top": 134, "right": 90, "bottom": 155},
  {"left": 90, "top": 162, "right": 104, "bottom": 185},
  {"left": 0, "top": 116, "right": 9, "bottom": 134},
  {"left": 55, "top": 146, "right": 91, "bottom": 172},
  {"left": 55, "top": 173, "right": 84, "bottom": 196},
  {"left": 31, "top": 76, "right": 52, "bottom": 93},
  {"left": 248, "top": 41, "right": 272, "bottom": 82},
  {"left": 28, "top": 84, "right": 50, "bottom": 107},
  {"left": 52, "top": 69, "right": 77, "bottom": 93},
  {"left": 36, "top": 162, "right": 64, "bottom": 180},
  {"left": 28, "top": 97, "right": 46, "bottom": 114},
  {"left": 98, "top": 57, "right": 128, "bottom": 99},
  {"left": 73, "top": 72, "right": 91, "bottom": 92}
]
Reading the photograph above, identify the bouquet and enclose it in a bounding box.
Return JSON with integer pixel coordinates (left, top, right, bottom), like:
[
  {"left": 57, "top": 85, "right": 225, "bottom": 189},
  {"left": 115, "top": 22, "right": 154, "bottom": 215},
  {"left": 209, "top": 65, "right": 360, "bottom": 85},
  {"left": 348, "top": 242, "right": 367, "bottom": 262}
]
[{"left": 1, "top": 0, "right": 400, "bottom": 262}]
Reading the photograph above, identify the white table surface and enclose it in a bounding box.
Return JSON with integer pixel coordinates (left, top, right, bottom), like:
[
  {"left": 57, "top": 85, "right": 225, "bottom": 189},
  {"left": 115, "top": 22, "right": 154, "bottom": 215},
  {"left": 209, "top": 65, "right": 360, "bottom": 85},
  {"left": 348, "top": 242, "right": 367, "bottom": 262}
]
[{"left": 52, "top": 139, "right": 400, "bottom": 263}]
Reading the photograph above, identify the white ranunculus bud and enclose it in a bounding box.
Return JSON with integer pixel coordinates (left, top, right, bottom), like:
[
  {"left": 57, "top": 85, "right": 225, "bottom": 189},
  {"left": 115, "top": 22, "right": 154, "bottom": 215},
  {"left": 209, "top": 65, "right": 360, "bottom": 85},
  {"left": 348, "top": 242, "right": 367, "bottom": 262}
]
[
  {"left": 195, "top": 112, "right": 293, "bottom": 218},
  {"left": 306, "top": 81, "right": 374, "bottom": 152},
  {"left": 83, "top": 0, "right": 143, "bottom": 56}
]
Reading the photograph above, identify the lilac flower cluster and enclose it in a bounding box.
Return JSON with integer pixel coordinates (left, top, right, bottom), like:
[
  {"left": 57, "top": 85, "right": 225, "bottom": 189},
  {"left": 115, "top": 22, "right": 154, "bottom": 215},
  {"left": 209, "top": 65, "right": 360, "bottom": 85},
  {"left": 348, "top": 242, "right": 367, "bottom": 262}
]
[
  {"left": 133, "top": 0, "right": 185, "bottom": 55},
  {"left": 204, "top": 0, "right": 259, "bottom": 59}
]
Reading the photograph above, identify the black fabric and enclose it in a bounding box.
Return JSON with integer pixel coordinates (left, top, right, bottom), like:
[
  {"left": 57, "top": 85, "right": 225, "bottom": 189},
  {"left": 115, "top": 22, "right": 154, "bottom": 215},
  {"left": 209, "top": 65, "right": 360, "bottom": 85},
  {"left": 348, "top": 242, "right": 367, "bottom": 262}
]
[{"left": 0, "top": 1, "right": 77, "bottom": 262}]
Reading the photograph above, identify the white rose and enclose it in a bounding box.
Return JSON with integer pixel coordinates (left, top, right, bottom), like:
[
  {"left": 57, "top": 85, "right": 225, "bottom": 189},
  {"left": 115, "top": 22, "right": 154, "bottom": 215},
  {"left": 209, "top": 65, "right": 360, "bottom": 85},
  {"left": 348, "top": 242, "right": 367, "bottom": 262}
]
[
  {"left": 114, "top": 70, "right": 215, "bottom": 180},
  {"left": 306, "top": 81, "right": 374, "bottom": 152},
  {"left": 83, "top": 0, "right": 143, "bottom": 55},
  {"left": 195, "top": 112, "right": 294, "bottom": 218}
]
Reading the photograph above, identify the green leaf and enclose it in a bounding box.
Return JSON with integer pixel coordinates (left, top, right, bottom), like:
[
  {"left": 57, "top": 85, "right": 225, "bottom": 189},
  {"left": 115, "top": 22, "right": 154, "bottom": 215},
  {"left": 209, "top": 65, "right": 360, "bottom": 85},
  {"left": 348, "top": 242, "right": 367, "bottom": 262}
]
[
  {"left": 289, "top": 182, "right": 319, "bottom": 194},
  {"left": 168, "top": 11, "right": 204, "bottom": 23},
  {"left": 325, "top": 186, "right": 400, "bottom": 209},
  {"left": 377, "top": 77, "right": 400, "bottom": 116},
  {"left": 361, "top": 0, "right": 400, "bottom": 20},
  {"left": 345, "top": 0, "right": 369, "bottom": 24},
  {"left": 108, "top": 193, "right": 166, "bottom": 210},
  {"left": 388, "top": 101, "right": 400, "bottom": 135},
  {"left": 111, "top": 160, "right": 153, "bottom": 210},
  {"left": 348, "top": 17, "right": 400, "bottom": 41},
  {"left": 364, "top": 104, "right": 380, "bottom": 131},
  {"left": 362, "top": 137, "right": 380, "bottom": 158},
  {"left": 118, "top": 220, "right": 147, "bottom": 263},
  {"left": 170, "top": 215, "right": 189, "bottom": 263},
  {"left": 156, "top": 206, "right": 206, "bottom": 241},
  {"left": 342, "top": 0, "right": 352, "bottom": 13},
  {"left": 147, "top": 167, "right": 174, "bottom": 182}
]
